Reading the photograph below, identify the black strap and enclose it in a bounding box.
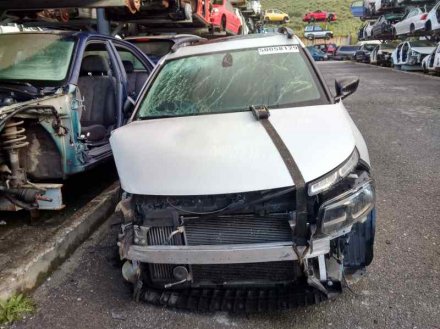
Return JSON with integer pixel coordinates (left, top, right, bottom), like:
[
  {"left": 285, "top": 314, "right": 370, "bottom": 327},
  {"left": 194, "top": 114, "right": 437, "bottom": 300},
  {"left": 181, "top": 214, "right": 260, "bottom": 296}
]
[{"left": 251, "top": 106, "right": 308, "bottom": 243}]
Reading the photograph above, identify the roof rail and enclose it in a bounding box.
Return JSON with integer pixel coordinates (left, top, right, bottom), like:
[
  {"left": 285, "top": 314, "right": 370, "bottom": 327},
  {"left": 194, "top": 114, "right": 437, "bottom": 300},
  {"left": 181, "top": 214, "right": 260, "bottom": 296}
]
[
  {"left": 277, "top": 27, "right": 294, "bottom": 39},
  {"left": 171, "top": 36, "right": 206, "bottom": 52}
]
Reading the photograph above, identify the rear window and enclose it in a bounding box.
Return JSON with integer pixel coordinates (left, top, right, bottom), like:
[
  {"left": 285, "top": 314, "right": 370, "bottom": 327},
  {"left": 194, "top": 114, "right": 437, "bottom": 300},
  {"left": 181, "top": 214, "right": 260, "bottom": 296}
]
[{"left": 137, "top": 46, "right": 328, "bottom": 119}]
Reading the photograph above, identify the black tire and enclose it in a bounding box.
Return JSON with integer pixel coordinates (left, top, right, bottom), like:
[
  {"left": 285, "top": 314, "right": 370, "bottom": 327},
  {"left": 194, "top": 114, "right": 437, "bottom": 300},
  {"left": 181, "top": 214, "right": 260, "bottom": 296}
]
[
  {"left": 238, "top": 26, "right": 243, "bottom": 35},
  {"left": 325, "top": 33, "right": 332, "bottom": 40},
  {"left": 410, "top": 24, "right": 415, "bottom": 35},
  {"left": 426, "top": 21, "right": 432, "bottom": 32},
  {"left": 423, "top": 64, "right": 429, "bottom": 74},
  {"left": 283, "top": 16, "right": 289, "bottom": 24}
]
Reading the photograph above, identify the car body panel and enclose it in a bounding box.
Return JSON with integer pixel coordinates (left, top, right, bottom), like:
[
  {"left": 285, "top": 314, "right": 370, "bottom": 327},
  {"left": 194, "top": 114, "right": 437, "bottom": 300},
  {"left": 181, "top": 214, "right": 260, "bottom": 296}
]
[{"left": 111, "top": 103, "right": 359, "bottom": 195}]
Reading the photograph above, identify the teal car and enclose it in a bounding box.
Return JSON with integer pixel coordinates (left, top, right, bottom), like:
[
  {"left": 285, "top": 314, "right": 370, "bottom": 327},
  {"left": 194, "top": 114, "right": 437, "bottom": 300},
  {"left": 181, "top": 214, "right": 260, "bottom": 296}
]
[
  {"left": 306, "top": 46, "right": 328, "bottom": 61},
  {"left": 0, "top": 31, "right": 153, "bottom": 211}
]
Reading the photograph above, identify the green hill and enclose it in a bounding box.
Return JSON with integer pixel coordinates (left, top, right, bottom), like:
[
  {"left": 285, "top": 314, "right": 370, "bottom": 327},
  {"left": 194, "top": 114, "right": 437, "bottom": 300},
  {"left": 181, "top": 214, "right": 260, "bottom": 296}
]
[{"left": 261, "top": 0, "right": 363, "bottom": 39}]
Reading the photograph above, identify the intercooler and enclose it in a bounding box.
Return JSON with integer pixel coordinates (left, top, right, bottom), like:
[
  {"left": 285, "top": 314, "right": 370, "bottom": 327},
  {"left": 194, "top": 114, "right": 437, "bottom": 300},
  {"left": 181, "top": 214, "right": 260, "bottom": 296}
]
[
  {"left": 184, "top": 215, "right": 293, "bottom": 245},
  {"left": 145, "top": 215, "right": 299, "bottom": 285}
]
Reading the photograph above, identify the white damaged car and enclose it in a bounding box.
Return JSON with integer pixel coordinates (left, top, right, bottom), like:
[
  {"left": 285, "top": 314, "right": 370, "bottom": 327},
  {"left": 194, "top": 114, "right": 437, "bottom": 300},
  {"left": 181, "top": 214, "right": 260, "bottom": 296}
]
[{"left": 110, "top": 29, "right": 376, "bottom": 312}]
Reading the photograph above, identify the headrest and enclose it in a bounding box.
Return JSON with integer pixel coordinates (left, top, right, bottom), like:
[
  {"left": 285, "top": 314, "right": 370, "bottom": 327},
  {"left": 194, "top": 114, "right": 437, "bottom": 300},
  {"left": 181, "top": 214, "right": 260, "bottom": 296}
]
[
  {"left": 122, "top": 60, "right": 134, "bottom": 74},
  {"left": 80, "top": 55, "right": 109, "bottom": 75}
]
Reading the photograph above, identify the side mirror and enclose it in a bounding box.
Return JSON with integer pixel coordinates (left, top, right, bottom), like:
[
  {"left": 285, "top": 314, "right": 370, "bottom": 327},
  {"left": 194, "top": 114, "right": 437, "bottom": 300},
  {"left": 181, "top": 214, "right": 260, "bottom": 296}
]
[{"left": 335, "top": 78, "right": 360, "bottom": 102}]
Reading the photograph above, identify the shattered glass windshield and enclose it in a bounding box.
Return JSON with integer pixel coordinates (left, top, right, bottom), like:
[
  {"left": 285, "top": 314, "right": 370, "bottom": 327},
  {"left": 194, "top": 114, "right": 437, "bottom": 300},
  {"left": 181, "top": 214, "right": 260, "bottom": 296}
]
[
  {"left": 137, "top": 46, "right": 326, "bottom": 119},
  {"left": 0, "top": 34, "right": 75, "bottom": 83}
]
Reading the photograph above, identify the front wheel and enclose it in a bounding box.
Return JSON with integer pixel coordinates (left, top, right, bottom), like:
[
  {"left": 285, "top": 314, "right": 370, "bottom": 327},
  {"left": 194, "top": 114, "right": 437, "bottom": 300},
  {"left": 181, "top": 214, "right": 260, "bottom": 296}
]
[
  {"left": 283, "top": 16, "right": 289, "bottom": 24},
  {"left": 423, "top": 64, "right": 429, "bottom": 74},
  {"left": 325, "top": 33, "right": 332, "bottom": 40}
]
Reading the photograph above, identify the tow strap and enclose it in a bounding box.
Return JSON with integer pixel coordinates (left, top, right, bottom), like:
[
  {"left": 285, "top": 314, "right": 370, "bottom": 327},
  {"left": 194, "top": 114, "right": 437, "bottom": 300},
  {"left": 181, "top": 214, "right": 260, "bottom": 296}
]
[{"left": 250, "top": 105, "right": 309, "bottom": 245}]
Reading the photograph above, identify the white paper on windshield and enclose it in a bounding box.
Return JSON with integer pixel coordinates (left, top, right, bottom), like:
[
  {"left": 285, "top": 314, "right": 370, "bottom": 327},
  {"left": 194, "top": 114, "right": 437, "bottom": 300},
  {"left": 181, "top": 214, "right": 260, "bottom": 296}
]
[{"left": 258, "top": 45, "right": 299, "bottom": 55}]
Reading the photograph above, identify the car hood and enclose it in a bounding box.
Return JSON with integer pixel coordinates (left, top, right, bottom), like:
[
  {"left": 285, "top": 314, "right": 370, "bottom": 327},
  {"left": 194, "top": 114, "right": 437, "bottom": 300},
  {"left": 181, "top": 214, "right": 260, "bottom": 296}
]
[
  {"left": 411, "top": 46, "right": 436, "bottom": 55},
  {"left": 110, "top": 103, "right": 358, "bottom": 196}
]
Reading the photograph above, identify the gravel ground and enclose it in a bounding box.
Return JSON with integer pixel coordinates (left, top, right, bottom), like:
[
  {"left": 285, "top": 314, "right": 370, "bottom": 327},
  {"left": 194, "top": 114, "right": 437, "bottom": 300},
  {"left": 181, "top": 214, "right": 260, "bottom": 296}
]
[{"left": 10, "top": 62, "right": 440, "bottom": 329}]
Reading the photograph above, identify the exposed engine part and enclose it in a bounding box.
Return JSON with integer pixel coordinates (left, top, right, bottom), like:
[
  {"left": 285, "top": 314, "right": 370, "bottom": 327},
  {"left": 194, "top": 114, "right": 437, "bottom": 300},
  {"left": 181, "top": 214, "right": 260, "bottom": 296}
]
[
  {"left": 1, "top": 119, "right": 29, "bottom": 187},
  {"left": 122, "top": 260, "right": 140, "bottom": 284}
]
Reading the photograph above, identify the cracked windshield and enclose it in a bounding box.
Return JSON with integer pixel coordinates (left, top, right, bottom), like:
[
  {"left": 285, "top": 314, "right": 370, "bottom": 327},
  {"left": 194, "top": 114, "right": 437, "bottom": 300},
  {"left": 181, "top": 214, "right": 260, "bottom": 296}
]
[{"left": 138, "top": 46, "right": 324, "bottom": 118}]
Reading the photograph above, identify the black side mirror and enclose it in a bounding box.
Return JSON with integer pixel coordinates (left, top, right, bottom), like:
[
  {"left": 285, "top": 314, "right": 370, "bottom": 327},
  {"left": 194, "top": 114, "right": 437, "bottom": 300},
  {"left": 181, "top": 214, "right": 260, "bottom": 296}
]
[{"left": 335, "top": 78, "right": 360, "bottom": 102}]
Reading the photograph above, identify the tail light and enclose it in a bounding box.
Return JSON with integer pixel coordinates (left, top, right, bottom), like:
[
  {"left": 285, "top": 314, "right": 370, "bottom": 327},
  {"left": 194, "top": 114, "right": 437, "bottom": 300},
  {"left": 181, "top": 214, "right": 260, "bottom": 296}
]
[{"left": 420, "top": 14, "right": 428, "bottom": 20}]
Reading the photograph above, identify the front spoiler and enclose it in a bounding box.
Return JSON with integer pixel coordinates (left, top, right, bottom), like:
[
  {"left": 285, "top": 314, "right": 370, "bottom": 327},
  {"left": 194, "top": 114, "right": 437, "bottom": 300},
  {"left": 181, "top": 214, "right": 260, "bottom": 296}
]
[{"left": 124, "top": 238, "right": 330, "bottom": 265}]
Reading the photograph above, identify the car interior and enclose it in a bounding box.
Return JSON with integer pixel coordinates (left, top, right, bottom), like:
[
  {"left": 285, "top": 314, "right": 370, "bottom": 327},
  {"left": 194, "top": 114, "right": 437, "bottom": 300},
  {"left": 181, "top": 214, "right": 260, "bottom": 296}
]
[{"left": 77, "top": 45, "right": 117, "bottom": 145}]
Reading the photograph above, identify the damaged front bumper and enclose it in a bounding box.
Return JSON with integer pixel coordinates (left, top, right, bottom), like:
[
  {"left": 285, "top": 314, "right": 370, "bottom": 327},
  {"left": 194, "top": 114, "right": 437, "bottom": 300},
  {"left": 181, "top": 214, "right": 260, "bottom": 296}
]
[{"left": 122, "top": 238, "right": 330, "bottom": 265}]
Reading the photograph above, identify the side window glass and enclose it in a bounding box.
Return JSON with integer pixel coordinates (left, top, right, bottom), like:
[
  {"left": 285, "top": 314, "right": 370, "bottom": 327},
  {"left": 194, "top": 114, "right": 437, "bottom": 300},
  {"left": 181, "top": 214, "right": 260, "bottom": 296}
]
[{"left": 115, "top": 46, "right": 149, "bottom": 72}]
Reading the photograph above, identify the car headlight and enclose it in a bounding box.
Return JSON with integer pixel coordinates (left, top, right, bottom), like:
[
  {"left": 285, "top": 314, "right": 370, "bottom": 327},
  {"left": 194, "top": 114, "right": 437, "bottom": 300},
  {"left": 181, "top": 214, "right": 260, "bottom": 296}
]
[
  {"left": 308, "top": 149, "right": 359, "bottom": 196},
  {"left": 318, "top": 180, "right": 375, "bottom": 236}
]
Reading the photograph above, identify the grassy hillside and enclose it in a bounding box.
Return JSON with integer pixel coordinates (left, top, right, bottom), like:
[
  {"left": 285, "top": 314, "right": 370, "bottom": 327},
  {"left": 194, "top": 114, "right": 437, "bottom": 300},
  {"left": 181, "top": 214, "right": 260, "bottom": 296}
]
[{"left": 261, "top": 0, "right": 363, "bottom": 39}]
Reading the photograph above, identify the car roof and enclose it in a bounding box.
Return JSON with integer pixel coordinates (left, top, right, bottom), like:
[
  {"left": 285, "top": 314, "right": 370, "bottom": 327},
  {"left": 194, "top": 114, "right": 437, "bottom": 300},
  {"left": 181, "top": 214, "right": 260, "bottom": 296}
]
[
  {"left": 125, "top": 34, "right": 199, "bottom": 42},
  {"left": 166, "top": 33, "right": 303, "bottom": 59}
]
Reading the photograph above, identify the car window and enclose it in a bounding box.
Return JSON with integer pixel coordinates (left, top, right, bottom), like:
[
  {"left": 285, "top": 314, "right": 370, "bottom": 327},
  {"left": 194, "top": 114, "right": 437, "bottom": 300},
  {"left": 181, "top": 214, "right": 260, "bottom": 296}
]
[
  {"left": 274, "top": 9, "right": 281, "bottom": 14},
  {"left": 0, "top": 34, "right": 75, "bottom": 83},
  {"left": 115, "top": 45, "right": 149, "bottom": 71},
  {"left": 305, "top": 26, "right": 313, "bottom": 31},
  {"left": 212, "top": 0, "right": 223, "bottom": 5},
  {"left": 410, "top": 40, "right": 436, "bottom": 47},
  {"left": 137, "top": 47, "right": 327, "bottom": 119},
  {"left": 314, "top": 26, "right": 323, "bottom": 31}
]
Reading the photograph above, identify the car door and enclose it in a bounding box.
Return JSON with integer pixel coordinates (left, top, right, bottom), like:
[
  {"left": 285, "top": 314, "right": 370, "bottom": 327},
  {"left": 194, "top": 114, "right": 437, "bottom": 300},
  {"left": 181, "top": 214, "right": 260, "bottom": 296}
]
[
  {"left": 395, "top": 10, "right": 410, "bottom": 35},
  {"left": 111, "top": 41, "right": 153, "bottom": 117},
  {"left": 314, "top": 26, "right": 324, "bottom": 37}
]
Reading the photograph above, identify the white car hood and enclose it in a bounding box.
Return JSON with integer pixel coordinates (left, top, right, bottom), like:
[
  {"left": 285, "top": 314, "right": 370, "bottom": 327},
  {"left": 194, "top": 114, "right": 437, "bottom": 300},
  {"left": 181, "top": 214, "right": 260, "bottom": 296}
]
[
  {"left": 412, "top": 46, "right": 436, "bottom": 55},
  {"left": 110, "top": 103, "right": 358, "bottom": 195}
]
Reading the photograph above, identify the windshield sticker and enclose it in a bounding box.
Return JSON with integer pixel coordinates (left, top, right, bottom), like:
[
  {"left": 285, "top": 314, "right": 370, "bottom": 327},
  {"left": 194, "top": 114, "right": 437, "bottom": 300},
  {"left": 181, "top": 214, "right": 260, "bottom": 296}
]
[{"left": 258, "top": 45, "right": 299, "bottom": 55}]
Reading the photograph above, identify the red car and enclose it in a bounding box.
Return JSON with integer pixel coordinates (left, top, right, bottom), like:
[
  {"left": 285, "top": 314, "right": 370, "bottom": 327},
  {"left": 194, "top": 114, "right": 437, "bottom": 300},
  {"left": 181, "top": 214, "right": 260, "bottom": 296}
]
[
  {"left": 313, "top": 43, "right": 337, "bottom": 57},
  {"left": 303, "top": 10, "right": 337, "bottom": 22},
  {"left": 210, "top": 0, "right": 243, "bottom": 35}
]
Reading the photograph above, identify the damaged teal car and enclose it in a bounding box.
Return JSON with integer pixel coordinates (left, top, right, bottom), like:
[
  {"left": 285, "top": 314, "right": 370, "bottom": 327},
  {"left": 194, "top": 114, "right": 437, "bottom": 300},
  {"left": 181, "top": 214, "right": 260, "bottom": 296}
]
[{"left": 0, "top": 31, "right": 153, "bottom": 211}]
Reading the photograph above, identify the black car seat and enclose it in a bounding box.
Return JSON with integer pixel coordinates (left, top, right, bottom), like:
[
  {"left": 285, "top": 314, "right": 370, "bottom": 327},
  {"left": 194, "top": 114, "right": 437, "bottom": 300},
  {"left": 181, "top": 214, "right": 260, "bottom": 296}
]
[
  {"left": 77, "top": 55, "right": 117, "bottom": 142},
  {"left": 122, "top": 60, "right": 149, "bottom": 98}
]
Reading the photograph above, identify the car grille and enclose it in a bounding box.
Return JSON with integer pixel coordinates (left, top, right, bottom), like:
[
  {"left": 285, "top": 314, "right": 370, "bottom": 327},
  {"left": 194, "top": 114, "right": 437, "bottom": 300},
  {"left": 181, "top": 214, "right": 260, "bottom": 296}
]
[
  {"left": 146, "top": 215, "right": 295, "bottom": 285},
  {"left": 184, "top": 215, "right": 292, "bottom": 245},
  {"left": 192, "top": 262, "right": 301, "bottom": 284}
]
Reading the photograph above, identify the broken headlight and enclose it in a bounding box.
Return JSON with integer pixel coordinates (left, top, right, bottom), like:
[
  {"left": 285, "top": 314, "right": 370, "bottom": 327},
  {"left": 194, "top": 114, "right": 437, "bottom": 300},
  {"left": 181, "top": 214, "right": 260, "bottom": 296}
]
[
  {"left": 318, "top": 180, "right": 375, "bottom": 236},
  {"left": 308, "top": 149, "right": 359, "bottom": 196}
]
